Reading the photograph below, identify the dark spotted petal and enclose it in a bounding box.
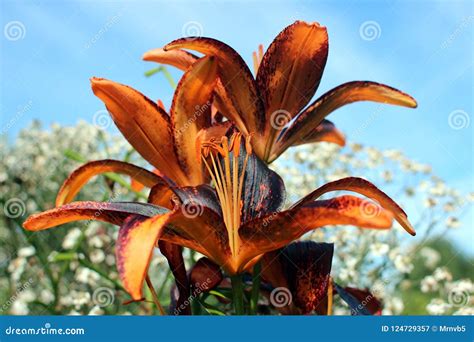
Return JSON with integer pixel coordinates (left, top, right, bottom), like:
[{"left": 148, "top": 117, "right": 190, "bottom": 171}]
[
  {"left": 241, "top": 152, "right": 286, "bottom": 223},
  {"left": 292, "top": 177, "right": 415, "bottom": 236},
  {"left": 280, "top": 242, "right": 334, "bottom": 314},
  {"left": 256, "top": 21, "right": 328, "bottom": 159},
  {"left": 116, "top": 207, "right": 228, "bottom": 300},
  {"left": 172, "top": 185, "right": 222, "bottom": 218},
  {"left": 164, "top": 37, "right": 265, "bottom": 142},
  {"left": 23, "top": 201, "right": 167, "bottom": 231}
]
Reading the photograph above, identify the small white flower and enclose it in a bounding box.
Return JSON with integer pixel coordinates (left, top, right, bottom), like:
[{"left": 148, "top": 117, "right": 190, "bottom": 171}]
[
  {"left": 62, "top": 228, "right": 82, "bottom": 250},
  {"left": 426, "top": 298, "right": 450, "bottom": 315},
  {"left": 447, "top": 279, "right": 473, "bottom": 294},
  {"left": 40, "top": 289, "right": 54, "bottom": 304},
  {"left": 433, "top": 267, "right": 452, "bottom": 282},
  {"left": 10, "top": 300, "right": 29, "bottom": 315},
  {"left": 8, "top": 257, "right": 26, "bottom": 283},
  {"left": 393, "top": 255, "right": 413, "bottom": 274},
  {"left": 88, "top": 236, "right": 104, "bottom": 249},
  {"left": 420, "top": 276, "right": 438, "bottom": 293},
  {"left": 75, "top": 267, "right": 100, "bottom": 285},
  {"left": 383, "top": 297, "right": 404, "bottom": 315},
  {"left": 370, "top": 242, "right": 389, "bottom": 256},
  {"left": 18, "top": 246, "right": 35, "bottom": 258},
  {"left": 88, "top": 305, "right": 105, "bottom": 315},
  {"left": 453, "top": 307, "right": 474, "bottom": 315},
  {"left": 90, "top": 249, "right": 105, "bottom": 264},
  {"left": 419, "top": 247, "right": 441, "bottom": 269},
  {"left": 338, "top": 268, "right": 355, "bottom": 282}
]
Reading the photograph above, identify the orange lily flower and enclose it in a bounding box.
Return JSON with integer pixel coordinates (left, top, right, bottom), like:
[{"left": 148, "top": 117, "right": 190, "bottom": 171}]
[
  {"left": 22, "top": 21, "right": 418, "bottom": 315},
  {"left": 24, "top": 131, "right": 415, "bottom": 301},
  {"left": 144, "top": 20, "right": 417, "bottom": 163}
]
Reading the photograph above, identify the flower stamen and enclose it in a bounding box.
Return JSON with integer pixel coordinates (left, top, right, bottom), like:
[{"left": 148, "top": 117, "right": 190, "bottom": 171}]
[{"left": 201, "top": 133, "right": 251, "bottom": 257}]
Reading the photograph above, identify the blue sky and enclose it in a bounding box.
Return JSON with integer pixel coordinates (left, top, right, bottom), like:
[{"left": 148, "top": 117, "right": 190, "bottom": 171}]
[{"left": 1, "top": 0, "right": 473, "bottom": 251}]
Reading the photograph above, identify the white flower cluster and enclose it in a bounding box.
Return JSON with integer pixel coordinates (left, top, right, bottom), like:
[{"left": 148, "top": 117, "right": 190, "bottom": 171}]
[{"left": 0, "top": 121, "right": 142, "bottom": 315}]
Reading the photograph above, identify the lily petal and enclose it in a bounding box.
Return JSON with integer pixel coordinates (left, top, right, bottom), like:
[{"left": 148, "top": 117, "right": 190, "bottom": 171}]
[
  {"left": 170, "top": 56, "right": 217, "bottom": 185},
  {"left": 116, "top": 214, "right": 172, "bottom": 300},
  {"left": 90, "top": 77, "right": 188, "bottom": 185},
  {"left": 131, "top": 168, "right": 165, "bottom": 193},
  {"left": 143, "top": 48, "right": 197, "bottom": 70},
  {"left": 280, "top": 81, "right": 418, "bottom": 150},
  {"left": 241, "top": 150, "right": 286, "bottom": 223},
  {"left": 165, "top": 37, "right": 265, "bottom": 139},
  {"left": 271, "top": 120, "right": 345, "bottom": 160},
  {"left": 117, "top": 208, "right": 230, "bottom": 298},
  {"left": 292, "top": 177, "right": 415, "bottom": 235},
  {"left": 239, "top": 195, "right": 393, "bottom": 264},
  {"left": 23, "top": 201, "right": 167, "bottom": 231},
  {"left": 293, "top": 120, "right": 345, "bottom": 147},
  {"left": 172, "top": 185, "right": 222, "bottom": 218},
  {"left": 280, "top": 242, "right": 334, "bottom": 314},
  {"left": 56, "top": 160, "right": 167, "bottom": 206},
  {"left": 257, "top": 21, "right": 328, "bottom": 156}
]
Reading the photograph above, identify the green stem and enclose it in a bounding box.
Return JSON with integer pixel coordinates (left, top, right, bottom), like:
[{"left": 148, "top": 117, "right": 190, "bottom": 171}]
[
  {"left": 230, "top": 274, "right": 245, "bottom": 315},
  {"left": 250, "top": 262, "right": 261, "bottom": 315}
]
